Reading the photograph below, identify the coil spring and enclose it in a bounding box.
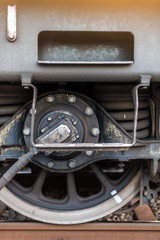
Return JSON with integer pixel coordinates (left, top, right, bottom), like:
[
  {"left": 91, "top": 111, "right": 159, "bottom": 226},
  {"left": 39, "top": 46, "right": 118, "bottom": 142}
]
[
  {"left": 0, "top": 85, "right": 32, "bottom": 127},
  {"left": 94, "top": 84, "right": 150, "bottom": 140}
]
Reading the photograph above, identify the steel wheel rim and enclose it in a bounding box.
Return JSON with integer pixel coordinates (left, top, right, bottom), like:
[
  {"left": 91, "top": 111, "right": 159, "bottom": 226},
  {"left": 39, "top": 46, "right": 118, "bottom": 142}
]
[
  {"left": 0, "top": 160, "right": 140, "bottom": 224},
  {"left": 0, "top": 171, "right": 140, "bottom": 224}
]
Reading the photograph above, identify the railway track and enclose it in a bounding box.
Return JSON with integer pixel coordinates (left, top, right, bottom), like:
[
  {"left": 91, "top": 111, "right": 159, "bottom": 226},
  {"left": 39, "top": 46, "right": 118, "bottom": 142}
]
[
  {"left": 0, "top": 222, "right": 160, "bottom": 240},
  {"left": 0, "top": 203, "right": 159, "bottom": 240}
]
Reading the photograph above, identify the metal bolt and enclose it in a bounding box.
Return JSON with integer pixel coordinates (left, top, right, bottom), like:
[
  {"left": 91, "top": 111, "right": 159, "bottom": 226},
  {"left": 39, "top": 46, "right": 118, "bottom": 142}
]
[
  {"left": 71, "top": 136, "right": 77, "bottom": 142},
  {"left": 46, "top": 95, "right": 55, "bottom": 103},
  {"left": 144, "top": 191, "right": 148, "bottom": 196},
  {"left": 23, "top": 127, "right": 30, "bottom": 136},
  {"left": 86, "top": 151, "right": 94, "bottom": 157},
  {"left": 68, "top": 160, "right": 76, "bottom": 168},
  {"left": 8, "top": 33, "right": 15, "bottom": 41},
  {"left": 76, "top": 134, "right": 79, "bottom": 139},
  {"left": 48, "top": 116, "right": 52, "bottom": 122},
  {"left": 47, "top": 161, "right": 54, "bottom": 168},
  {"left": 84, "top": 107, "right": 94, "bottom": 117},
  {"left": 91, "top": 128, "right": 100, "bottom": 137},
  {"left": 67, "top": 95, "right": 76, "bottom": 103},
  {"left": 150, "top": 198, "right": 155, "bottom": 204},
  {"left": 72, "top": 120, "right": 77, "bottom": 126},
  {"left": 30, "top": 109, "right": 37, "bottom": 115}
]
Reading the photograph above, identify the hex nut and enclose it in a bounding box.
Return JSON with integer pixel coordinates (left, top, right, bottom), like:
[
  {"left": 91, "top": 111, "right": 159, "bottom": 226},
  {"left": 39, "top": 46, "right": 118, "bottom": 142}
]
[
  {"left": 23, "top": 127, "right": 30, "bottom": 136},
  {"left": 91, "top": 128, "right": 100, "bottom": 137},
  {"left": 67, "top": 95, "right": 76, "bottom": 103},
  {"left": 84, "top": 107, "right": 94, "bottom": 116},
  {"left": 68, "top": 160, "right": 76, "bottom": 168}
]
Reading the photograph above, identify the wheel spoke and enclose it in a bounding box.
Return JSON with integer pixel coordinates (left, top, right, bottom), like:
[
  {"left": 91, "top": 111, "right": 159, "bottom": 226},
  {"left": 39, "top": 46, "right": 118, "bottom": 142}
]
[
  {"left": 31, "top": 169, "right": 47, "bottom": 195},
  {"left": 91, "top": 164, "right": 113, "bottom": 191},
  {"left": 67, "top": 172, "right": 79, "bottom": 204}
]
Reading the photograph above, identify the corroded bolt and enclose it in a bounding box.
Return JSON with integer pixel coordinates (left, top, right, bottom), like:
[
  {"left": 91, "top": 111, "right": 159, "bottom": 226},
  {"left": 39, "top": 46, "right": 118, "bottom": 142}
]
[
  {"left": 68, "top": 160, "right": 76, "bottom": 168},
  {"left": 84, "top": 107, "right": 94, "bottom": 117},
  {"left": 23, "top": 127, "right": 30, "bottom": 136},
  {"left": 47, "top": 161, "right": 54, "bottom": 168},
  {"left": 67, "top": 95, "right": 76, "bottom": 103},
  {"left": 48, "top": 116, "right": 52, "bottom": 121},
  {"left": 46, "top": 95, "right": 55, "bottom": 103},
  {"left": 91, "top": 128, "right": 100, "bottom": 137},
  {"left": 86, "top": 151, "right": 94, "bottom": 157}
]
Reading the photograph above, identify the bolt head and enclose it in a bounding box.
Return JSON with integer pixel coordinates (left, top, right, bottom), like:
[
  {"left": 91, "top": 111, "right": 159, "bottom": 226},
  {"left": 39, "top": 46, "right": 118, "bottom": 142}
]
[
  {"left": 30, "top": 108, "right": 37, "bottom": 115},
  {"left": 68, "top": 95, "right": 76, "bottom": 103},
  {"left": 86, "top": 151, "right": 94, "bottom": 157},
  {"left": 144, "top": 191, "right": 148, "bottom": 196},
  {"left": 150, "top": 198, "right": 155, "bottom": 204},
  {"left": 84, "top": 107, "right": 94, "bottom": 116},
  {"left": 8, "top": 33, "right": 15, "bottom": 41},
  {"left": 91, "top": 128, "right": 100, "bottom": 137},
  {"left": 72, "top": 120, "right": 77, "bottom": 126},
  {"left": 23, "top": 127, "right": 30, "bottom": 136},
  {"left": 48, "top": 116, "right": 52, "bottom": 122},
  {"left": 47, "top": 161, "right": 54, "bottom": 168},
  {"left": 68, "top": 160, "right": 76, "bottom": 168},
  {"left": 46, "top": 95, "right": 55, "bottom": 103}
]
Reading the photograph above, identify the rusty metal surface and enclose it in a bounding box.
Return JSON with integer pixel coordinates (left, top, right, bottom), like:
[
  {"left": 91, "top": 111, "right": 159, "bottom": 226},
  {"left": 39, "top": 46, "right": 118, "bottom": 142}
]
[
  {"left": 0, "top": 222, "right": 160, "bottom": 240},
  {"left": 134, "top": 204, "right": 157, "bottom": 221}
]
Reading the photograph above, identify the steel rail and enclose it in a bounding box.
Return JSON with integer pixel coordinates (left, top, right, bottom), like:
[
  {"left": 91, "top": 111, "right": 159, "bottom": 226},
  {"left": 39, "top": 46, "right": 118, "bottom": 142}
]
[{"left": 0, "top": 222, "right": 160, "bottom": 240}]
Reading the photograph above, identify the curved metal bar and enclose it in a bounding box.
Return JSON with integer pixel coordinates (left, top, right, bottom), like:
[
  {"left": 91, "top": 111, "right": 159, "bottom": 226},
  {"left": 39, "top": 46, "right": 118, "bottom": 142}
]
[{"left": 21, "top": 74, "right": 151, "bottom": 152}]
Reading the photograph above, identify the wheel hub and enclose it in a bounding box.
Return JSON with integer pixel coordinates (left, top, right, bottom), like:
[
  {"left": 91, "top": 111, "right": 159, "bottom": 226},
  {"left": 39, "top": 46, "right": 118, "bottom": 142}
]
[{"left": 24, "top": 93, "right": 100, "bottom": 172}]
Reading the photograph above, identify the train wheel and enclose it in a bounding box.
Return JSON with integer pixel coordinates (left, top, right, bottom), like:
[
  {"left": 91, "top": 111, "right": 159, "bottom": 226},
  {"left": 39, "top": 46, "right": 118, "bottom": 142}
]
[{"left": 0, "top": 160, "right": 140, "bottom": 224}]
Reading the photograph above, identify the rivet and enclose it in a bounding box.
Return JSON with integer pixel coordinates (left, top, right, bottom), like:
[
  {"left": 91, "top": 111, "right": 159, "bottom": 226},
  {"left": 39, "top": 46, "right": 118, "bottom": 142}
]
[
  {"left": 68, "top": 160, "right": 76, "bottom": 168},
  {"left": 47, "top": 161, "right": 54, "bottom": 168}
]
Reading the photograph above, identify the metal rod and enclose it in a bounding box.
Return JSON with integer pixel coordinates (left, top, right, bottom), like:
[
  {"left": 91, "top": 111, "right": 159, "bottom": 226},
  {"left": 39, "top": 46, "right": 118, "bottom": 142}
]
[{"left": 0, "top": 148, "right": 38, "bottom": 190}]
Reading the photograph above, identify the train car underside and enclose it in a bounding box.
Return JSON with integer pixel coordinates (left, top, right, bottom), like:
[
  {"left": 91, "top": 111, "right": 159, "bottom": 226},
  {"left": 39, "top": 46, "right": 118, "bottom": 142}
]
[{"left": 0, "top": 0, "right": 160, "bottom": 224}]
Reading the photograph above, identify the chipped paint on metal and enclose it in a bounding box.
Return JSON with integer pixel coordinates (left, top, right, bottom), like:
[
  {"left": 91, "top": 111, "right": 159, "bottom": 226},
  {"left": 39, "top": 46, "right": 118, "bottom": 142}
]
[
  {"left": 105, "top": 121, "right": 131, "bottom": 144},
  {"left": 0, "top": 112, "right": 23, "bottom": 146}
]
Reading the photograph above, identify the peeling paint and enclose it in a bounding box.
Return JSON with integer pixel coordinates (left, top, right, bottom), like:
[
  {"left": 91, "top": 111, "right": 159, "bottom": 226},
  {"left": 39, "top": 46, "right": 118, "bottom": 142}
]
[
  {"left": 0, "top": 112, "right": 23, "bottom": 146},
  {"left": 105, "top": 121, "right": 131, "bottom": 144}
]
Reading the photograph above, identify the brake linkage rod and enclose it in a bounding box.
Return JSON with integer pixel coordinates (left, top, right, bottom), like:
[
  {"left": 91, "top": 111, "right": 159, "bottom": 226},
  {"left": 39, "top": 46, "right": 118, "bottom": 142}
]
[{"left": 0, "top": 148, "right": 38, "bottom": 190}]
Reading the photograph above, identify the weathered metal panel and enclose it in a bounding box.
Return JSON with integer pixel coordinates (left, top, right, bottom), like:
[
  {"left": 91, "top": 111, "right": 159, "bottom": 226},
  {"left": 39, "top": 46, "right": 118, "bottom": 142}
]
[{"left": 0, "top": 0, "right": 159, "bottom": 82}]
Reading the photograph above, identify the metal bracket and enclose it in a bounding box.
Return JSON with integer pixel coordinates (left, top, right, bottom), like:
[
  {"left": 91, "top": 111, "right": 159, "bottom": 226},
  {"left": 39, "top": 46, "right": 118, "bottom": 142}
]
[
  {"left": 7, "top": 5, "right": 17, "bottom": 42},
  {"left": 140, "top": 163, "right": 157, "bottom": 205},
  {"left": 21, "top": 74, "right": 151, "bottom": 152}
]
